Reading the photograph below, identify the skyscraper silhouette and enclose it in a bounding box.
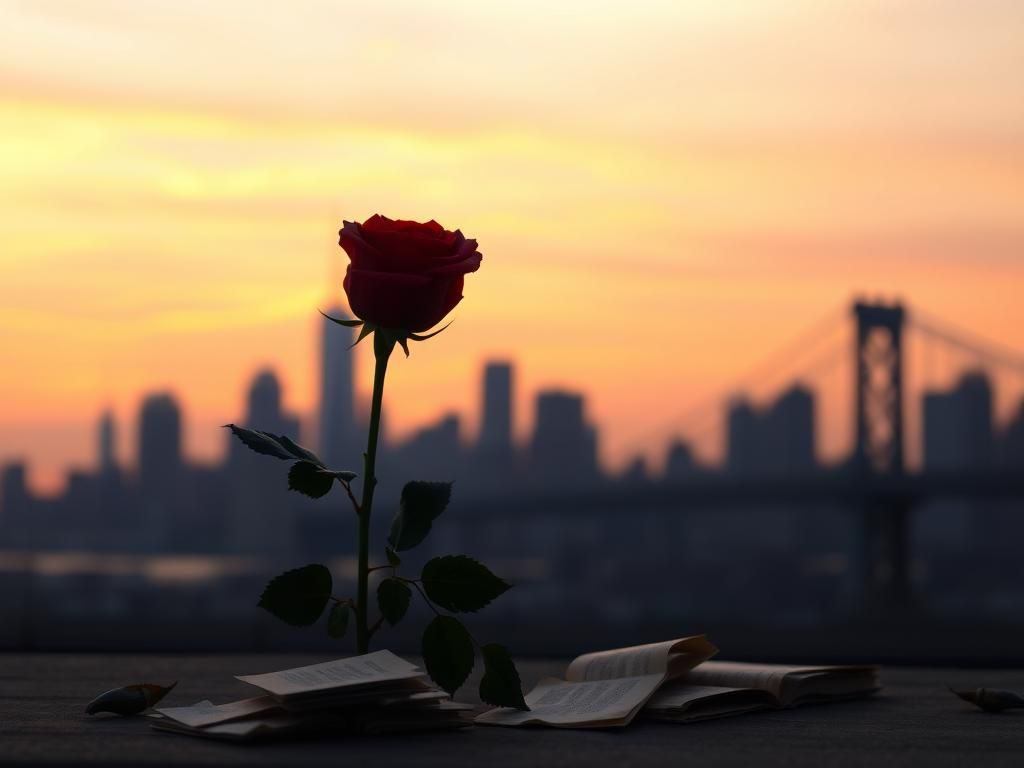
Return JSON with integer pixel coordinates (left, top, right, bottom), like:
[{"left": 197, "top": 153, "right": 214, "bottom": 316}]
[
  {"left": 726, "top": 397, "right": 760, "bottom": 475},
  {"left": 98, "top": 409, "right": 117, "bottom": 475},
  {"left": 0, "top": 463, "right": 29, "bottom": 547},
  {"left": 999, "top": 400, "right": 1024, "bottom": 468},
  {"left": 137, "top": 392, "right": 183, "bottom": 548},
  {"left": 923, "top": 371, "right": 994, "bottom": 470},
  {"left": 764, "top": 385, "right": 816, "bottom": 475},
  {"left": 920, "top": 373, "right": 995, "bottom": 555},
  {"left": 227, "top": 369, "right": 301, "bottom": 554},
  {"left": 529, "top": 390, "right": 598, "bottom": 488},
  {"left": 247, "top": 369, "right": 296, "bottom": 435},
  {"left": 478, "top": 361, "right": 513, "bottom": 460},
  {"left": 319, "top": 306, "right": 357, "bottom": 469},
  {"left": 664, "top": 439, "right": 696, "bottom": 481},
  {"left": 726, "top": 387, "right": 815, "bottom": 476},
  {"left": 397, "top": 412, "right": 462, "bottom": 482}
]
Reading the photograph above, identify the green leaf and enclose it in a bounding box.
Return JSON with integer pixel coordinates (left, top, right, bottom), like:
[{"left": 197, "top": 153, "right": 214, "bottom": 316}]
[
  {"left": 276, "top": 435, "right": 323, "bottom": 465},
  {"left": 377, "top": 578, "right": 412, "bottom": 626},
  {"left": 387, "top": 481, "right": 453, "bottom": 551},
  {"left": 421, "top": 616, "right": 474, "bottom": 695},
  {"left": 421, "top": 555, "right": 511, "bottom": 613},
  {"left": 258, "top": 564, "right": 332, "bottom": 626},
  {"left": 480, "top": 644, "right": 528, "bottom": 710},
  {"left": 288, "top": 461, "right": 336, "bottom": 499},
  {"left": 225, "top": 424, "right": 325, "bottom": 466},
  {"left": 327, "top": 469, "right": 358, "bottom": 483},
  {"left": 226, "top": 426, "right": 354, "bottom": 498},
  {"left": 319, "top": 309, "right": 364, "bottom": 328},
  {"left": 327, "top": 602, "right": 350, "bottom": 639},
  {"left": 385, "top": 547, "right": 401, "bottom": 567},
  {"left": 224, "top": 424, "right": 295, "bottom": 460}
]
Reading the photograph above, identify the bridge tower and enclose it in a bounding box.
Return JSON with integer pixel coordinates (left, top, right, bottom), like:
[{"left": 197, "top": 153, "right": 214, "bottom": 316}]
[
  {"left": 854, "top": 301, "right": 906, "bottom": 475},
  {"left": 853, "top": 300, "right": 912, "bottom": 614}
]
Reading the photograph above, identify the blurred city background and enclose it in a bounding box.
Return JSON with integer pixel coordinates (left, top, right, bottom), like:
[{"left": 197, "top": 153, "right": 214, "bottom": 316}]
[
  {"left": 2, "top": 2, "right": 1023, "bottom": 659},
  {"left": 3, "top": 299, "right": 1024, "bottom": 658}
]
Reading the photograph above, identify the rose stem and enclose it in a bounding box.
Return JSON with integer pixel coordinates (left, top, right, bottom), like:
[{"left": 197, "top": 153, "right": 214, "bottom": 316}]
[{"left": 356, "top": 329, "right": 394, "bottom": 654}]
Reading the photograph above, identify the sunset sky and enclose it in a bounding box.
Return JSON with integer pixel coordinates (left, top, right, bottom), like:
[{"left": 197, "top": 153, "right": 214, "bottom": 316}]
[{"left": 2, "top": 0, "right": 1024, "bottom": 493}]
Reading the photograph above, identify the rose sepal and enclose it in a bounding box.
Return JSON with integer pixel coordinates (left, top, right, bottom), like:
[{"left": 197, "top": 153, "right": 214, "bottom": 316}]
[
  {"left": 318, "top": 310, "right": 364, "bottom": 329},
  {"left": 348, "top": 322, "right": 454, "bottom": 357}
]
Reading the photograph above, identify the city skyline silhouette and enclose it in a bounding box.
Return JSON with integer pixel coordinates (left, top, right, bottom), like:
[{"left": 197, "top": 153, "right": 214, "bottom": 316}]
[
  {"left": 3, "top": 298, "right": 1024, "bottom": 656},
  {"left": 6, "top": 298, "right": 1024, "bottom": 494},
  {"left": 5, "top": 298, "right": 1024, "bottom": 561}
]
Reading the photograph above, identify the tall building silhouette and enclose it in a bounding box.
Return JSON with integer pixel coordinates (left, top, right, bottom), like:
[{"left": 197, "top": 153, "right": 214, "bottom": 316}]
[
  {"left": 664, "top": 439, "right": 696, "bottom": 482},
  {"left": 923, "top": 371, "right": 994, "bottom": 470},
  {"left": 246, "top": 369, "right": 298, "bottom": 436},
  {"left": 764, "top": 385, "right": 816, "bottom": 475},
  {"left": 319, "top": 306, "right": 357, "bottom": 469},
  {"left": 98, "top": 409, "right": 117, "bottom": 475},
  {"left": 529, "top": 390, "right": 598, "bottom": 488},
  {"left": 920, "top": 373, "right": 995, "bottom": 556},
  {"left": 138, "top": 393, "right": 182, "bottom": 490},
  {"left": 137, "top": 392, "right": 183, "bottom": 548},
  {"left": 0, "top": 463, "right": 29, "bottom": 547},
  {"left": 93, "top": 408, "right": 129, "bottom": 546},
  {"left": 999, "top": 400, "right": 1024, "bottom": 468},
  {"left": 397, "top": 413, "right": 462, "bottom": 482},
  {"left": 478, "top": 361, "right": 513, "bottom": 460},
  {"left": 726, "top": 386, "right": 815, "bottom": 475},
  {"left": 726, "top": 397, "right": 760, "bottom": 475},
  {"left": 227, "top": 369, "right": 301, "bottom": 554}
]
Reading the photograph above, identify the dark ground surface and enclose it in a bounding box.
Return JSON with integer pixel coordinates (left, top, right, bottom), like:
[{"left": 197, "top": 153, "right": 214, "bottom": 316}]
[{"left": 2, "top": 653, "right": 1023, "bottom": 767}]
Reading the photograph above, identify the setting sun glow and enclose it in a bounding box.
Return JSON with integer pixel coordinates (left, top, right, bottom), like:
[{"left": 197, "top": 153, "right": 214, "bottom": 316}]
[{"left": 2, "top": 0, "right": 1023, "bottom": 493}]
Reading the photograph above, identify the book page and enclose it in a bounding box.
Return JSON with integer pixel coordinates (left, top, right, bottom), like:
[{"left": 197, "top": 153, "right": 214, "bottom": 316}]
[
  {"left": 236, "top": 650, "right": 422, "bottom": 697},
  {"left": 156, "top": 696, "right": 278, "bottom": 728},
  {"left": 566, "top": 636, "right": 717, "bottom": 682},
  {"left": 277, "top": 680, "right": 432, "bottom": 711},
  {"left": 683, "top": 661, "right": 796, "bottom": 698},
  {"left": 152, "top": 713, "right": 306, "bottom": 742},
  {"left": 645, "top": 683, "right": 778, "bottom": 721},
  {"left": 784, "top": 669, "right": 880, "bottom": 705},
  {"left": 476, "top": 674, "right": 665, "bottom": 728},
  {"left": 647, "top": 683, "right": 767, "bottom": 709},
  {"left": 683, "top": 661, "right": 879, "bottom": 704}
]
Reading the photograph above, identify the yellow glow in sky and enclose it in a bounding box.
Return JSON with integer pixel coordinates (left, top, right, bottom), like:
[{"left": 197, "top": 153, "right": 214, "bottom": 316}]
[{"left": 2, "top": 0, "right": 1024, "bottom": 492}]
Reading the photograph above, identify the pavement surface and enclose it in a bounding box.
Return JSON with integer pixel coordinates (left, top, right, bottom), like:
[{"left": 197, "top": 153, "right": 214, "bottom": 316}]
[{"left": 2, "top": 653, "right": 1023, "bottom": 767}]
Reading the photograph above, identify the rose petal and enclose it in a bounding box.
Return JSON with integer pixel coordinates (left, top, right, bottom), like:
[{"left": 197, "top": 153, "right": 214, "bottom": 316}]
[
  {"left": 393, "top": 218, "right": 446, "bottom": 236},
  {"left": 427, "top": 240, "right": 483, "bottom": 277},
  {"left": 344, "top": 267, "right": 464, "bottom": 332},
  {"left": 338, "top": 220, "right": 389, "bottom": 270},
  {"left": 360, "top": 228, "right": 461, "bottom": 265}
]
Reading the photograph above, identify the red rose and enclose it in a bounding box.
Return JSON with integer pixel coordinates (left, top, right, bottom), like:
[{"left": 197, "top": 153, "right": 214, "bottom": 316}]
[{"left": 338, "top": 215, "right": 482, "bottom": 333}]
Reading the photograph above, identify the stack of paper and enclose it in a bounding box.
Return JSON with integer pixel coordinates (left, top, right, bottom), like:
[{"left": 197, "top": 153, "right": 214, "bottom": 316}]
[{"left": 151, "top": 650, "right": 473, "bottom": 741}]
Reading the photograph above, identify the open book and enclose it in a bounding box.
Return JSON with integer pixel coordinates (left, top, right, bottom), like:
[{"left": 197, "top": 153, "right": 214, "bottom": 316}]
[
  {"left": 645, "top": 661, "right": 881, "bottom": 722},
  {"left": 476, "top": 635, "right": 718, "bottom": 728}
]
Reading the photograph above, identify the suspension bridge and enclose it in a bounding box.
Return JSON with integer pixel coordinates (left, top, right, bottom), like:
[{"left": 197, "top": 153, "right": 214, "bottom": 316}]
[
  {"left": 640, "top": 299, "right": 1024, "bottom": 614},
  {"left": 463, "top": 299, "right": 1024, "bottom": 617}
]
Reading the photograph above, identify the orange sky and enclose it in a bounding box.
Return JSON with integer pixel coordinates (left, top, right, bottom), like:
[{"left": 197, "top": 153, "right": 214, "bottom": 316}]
[{"left": 2, "top": 0, "right": 1024, "bottom": 493}]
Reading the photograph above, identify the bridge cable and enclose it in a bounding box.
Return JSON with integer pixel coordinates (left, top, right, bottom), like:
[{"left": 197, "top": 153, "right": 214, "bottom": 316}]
[
  {"left": 910, "top": 309, "right": 1024, "bottom": 375},
  {"left": 619, "top": 303, "right": 849, "bottom": 460}
]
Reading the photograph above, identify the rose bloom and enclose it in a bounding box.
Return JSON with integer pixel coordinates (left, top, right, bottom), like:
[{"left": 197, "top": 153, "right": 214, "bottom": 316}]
[{"left": 338, "top": 215, "right": 483, "bottom": 333}]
